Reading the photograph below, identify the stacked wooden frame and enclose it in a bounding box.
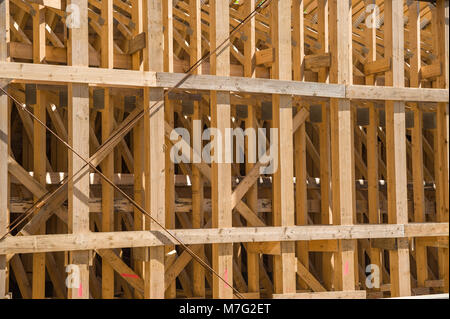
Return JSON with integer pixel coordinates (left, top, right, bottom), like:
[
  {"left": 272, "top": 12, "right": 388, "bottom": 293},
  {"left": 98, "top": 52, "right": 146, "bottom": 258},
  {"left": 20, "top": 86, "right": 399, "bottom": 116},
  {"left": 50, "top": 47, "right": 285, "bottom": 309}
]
[{"left": 0, "top": 0, "right": 448, "bottom": 299}]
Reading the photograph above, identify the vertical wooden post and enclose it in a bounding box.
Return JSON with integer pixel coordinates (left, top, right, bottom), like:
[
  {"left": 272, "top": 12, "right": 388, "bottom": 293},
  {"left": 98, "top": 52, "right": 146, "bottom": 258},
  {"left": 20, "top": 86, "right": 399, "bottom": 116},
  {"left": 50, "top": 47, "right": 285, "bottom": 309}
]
[
  {"left": 67, "top": 0, "right": 90, "bottom": 299},
  {"left": 408, "top": 0, "right": 427, "bottom": 288},
  {"left": 131, "top": 0, "right": 145, "bottom": 299},
  {"left": 144, "top": 0, "right": 165, "bottom": 299},
  {"left": 271, "top": 0, "right": 296, "bottom": 295},
  {"left": 100, "top": 0, "right": 114, "bottom": 299},
  {"left": 292, "top": 0, "right": 308, "bottom": 290},
  {"left": 243, "top": 0, "right": 259, "bottom": 295},
  {"left": 210, "top": 0, "right": 233, "bottom": 299},
  {"left": 190, "top": 0, "right": 205, "bottom": 298},
  {"left": 384, "top": 0, "right": 411, "bottom": 297},
  {"left": 433, "top": 0, "right": 449, "bottom": 293},
  {"left": 0, "top": 0, "right": 10, "bottom": 300},
  {"left": 317, "top": 0, "right": 333, "bottom": 290},
  {"left": 366, "top": 0, "right": 382, "bottom": 289},
  {"left": 32, "top": 2, "right": 46, "bottom": 299},
  {"left": 329, "top": 0, "right": 356, "bottom": 292},
  {"left": 163, "top": 0, "right": 176, "bottom": 299}
]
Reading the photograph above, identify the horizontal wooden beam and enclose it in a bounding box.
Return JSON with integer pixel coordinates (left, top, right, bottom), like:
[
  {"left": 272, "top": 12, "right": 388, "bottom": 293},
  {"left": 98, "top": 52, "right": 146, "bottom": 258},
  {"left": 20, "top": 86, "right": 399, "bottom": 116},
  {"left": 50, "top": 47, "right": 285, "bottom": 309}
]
[
  {"left": 371, "top": 238, "right": 398, "bottom": 250},
  {"left": 255, "top": 48, "right": 274, "bottom": 65},
  {"left": 420, "top": 63, "right": 442, "bottom": 79},
  {"left": 247, "top": 242, "right": 281, "bottom": 255},
  {"left": 156, "top": 72, "right": 344, "bottom": 97},
  {"left": 0, "top": 62, "right": 156, "bottom": 87},
  {"left": 0, "top": 223, "right": 447, "bottom": 254},
  {"left": 304, "top": 53, "right": 331, "bottom": 70},
  {"left": 308, "top": 240, "right": 338, "bottom": 252},
  {"left": 1, "top": 62, "right": 448, "bottom": 102},
  {"left": 346, "top": 84, "right": 448, "bottom": 102},
  {"left": 416, "top": 237, "right": 449, "bottom": 248},
  {"left": 364, "top": 58, "right": 391, "bottom": 75}
]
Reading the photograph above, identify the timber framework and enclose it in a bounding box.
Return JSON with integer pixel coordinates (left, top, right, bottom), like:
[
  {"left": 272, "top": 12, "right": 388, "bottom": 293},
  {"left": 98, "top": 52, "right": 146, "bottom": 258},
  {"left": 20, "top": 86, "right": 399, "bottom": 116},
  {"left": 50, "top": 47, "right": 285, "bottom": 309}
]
[{"left": 0, "top": 0, "right": 449, "bottom": 299}]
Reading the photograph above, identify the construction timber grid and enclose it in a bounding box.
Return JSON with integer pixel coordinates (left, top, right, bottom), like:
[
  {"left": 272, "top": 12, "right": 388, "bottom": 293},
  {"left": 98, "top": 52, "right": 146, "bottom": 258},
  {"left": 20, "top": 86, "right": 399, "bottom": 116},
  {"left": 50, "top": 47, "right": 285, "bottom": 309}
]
[{"left": 0, "top": 0, "right": 448, "bottom": 300}]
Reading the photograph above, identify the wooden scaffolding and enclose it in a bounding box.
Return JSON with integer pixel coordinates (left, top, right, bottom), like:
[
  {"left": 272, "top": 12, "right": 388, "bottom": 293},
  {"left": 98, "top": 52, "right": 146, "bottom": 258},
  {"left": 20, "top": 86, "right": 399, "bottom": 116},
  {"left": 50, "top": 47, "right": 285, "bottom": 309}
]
[{"left": 0, "top": 0, "right": 448, "bottom": 299}]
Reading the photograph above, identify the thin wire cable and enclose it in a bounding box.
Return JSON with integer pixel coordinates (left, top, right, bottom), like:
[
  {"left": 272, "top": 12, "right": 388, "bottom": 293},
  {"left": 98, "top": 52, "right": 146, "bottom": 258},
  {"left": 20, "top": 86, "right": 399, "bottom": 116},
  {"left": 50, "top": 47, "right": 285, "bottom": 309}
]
[{"left": 0, "top": 0, "right": 272, "bottom": 298}]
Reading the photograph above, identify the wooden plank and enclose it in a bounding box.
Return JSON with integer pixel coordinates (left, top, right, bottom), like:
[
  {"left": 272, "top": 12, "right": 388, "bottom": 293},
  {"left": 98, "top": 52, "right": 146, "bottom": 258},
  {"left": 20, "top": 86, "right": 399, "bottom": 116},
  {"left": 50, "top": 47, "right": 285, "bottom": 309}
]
[
  {"left": 210, "top": 0, "right": 233, "bottom": 299},
  {"left": 2, "top": 61, "right": 449, "bottom": 102},
  {"left": 127, "top": 32, "right": 146, "bottom": 55},
  {"left": 365, "top": 0, "right": 382, "bottom": 290},
  {"left": 96, "top": 249, "right": 144, "bottom": 295},
  {"left": 433, "top": 0, "right": 449, "bottom": 294},
  {"left": 271, "top": 0, "right": 296, "bottom": 295},
  {"left": 247, "top": 242, "right": 281, "bottom": 255},
  {"left": 31, "top": 2, "right": 46, "bottom": 299},
  {"left": 1, "top": 223, "right": 448, "bottom": 255},
  {"left": 130, "top": 0, "right": 144, "bottom": 299},
  {"left": 424, "top": 280, "right": 445, "bottom": 289},
  {"left": 0, "top": 62, "right": 157, "bottom": 87},
  {"left": 45, "top": 252, "right": 66, "bottom": 298},
  {"left": 255, "top": 48, "right": 274, "bottom": 65},
  {"left": 345, "top": 85, "right": 448, "bottom": 103},
  {"left": 309, "top": 240, "right": 338, "bottom": 252},
  {"left": 329, "top": 0, "right": 357, "bottom": 292},
  {"left": 384, "top": 0, "right": 411, "bottom": 297},
  {"left": 404, "top": 223, "right": 449, "bottom": 237},
  {"left": 244, "top": 0, "right": 258, "bottom": 295},
  {"left": 100, "top": 0, "right": 115, "bottom": 299},
  {"left": 32, "top": 4, "right": 45, "bottom": 65},
  {"left": 10, "top": 255, "right": 31, "bottom": 299},
  {"left": 420, "top": 63, "right": 441, "bottom": 79},
  {"left": 164, "top": 246, "right": 202, "bottom": 290},
  {"left": 67, "top": 0, "right": 90, "bottom": 299},
  {"left": 371, "top": 238, "right": 398, "bottom": 250},
  {"left": 316, "top": 0, "right": 332, "bottom": 290},
  {"left": 156, "top": 71, "right": 346, "bottom": 98},
  {"left": 190, "top": 0, "right": 205, "bottom": 295},
  {"left": 0, "top": 0, "right": 10, "bottom": 300},
  {"left": 364, "top": 58, "right": 391, "bottom": 75},
  {"left": 143, "top": 86, "right": 166, "bottom": 298},
  {"left": 292, "top": 0, "right": 307, "bottom": 292},
  {"left": 31, "top": 90, "right": 46, "bottom": 299},
  {"left": 408, "top": 0, "right": 427, "bottom": 289},
  {"left": 416, "top": 237, "right": 449, "bottom": 249},
  {"left": 304, "top": 53, "right": 331, "bottom": 70},
  {"left": 163, "top": 0, "right": 175, "bottom": 299},
  {"left": 144, "top": 0, "right": 165, "bottom": 299}
]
